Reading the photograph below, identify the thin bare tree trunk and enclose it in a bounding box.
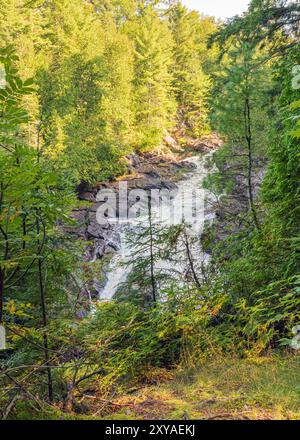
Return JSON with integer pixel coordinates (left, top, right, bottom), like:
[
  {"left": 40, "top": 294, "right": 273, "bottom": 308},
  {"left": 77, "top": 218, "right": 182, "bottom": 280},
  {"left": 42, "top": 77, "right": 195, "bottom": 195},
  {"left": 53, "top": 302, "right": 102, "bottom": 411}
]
[
  {"left": 0, "top": 181, "right": 3, "bottom": 321},
  {"left": 0, "top": 268, "right": 4, "bottom": 323},
  {"left": 148, "top": 197, "right": 157, "bottom": 303},
  {"left": 244, "top": 97, "right": 260, "bottom": 230},
  {"left": 184, "top": 230, "right": 201, "bottom": 288},
  {"left": 2, "top": 395, "right": 20, "bottom": 420},
  {"left": 36, "top": 218, "right": 53, "bottom": 403}
]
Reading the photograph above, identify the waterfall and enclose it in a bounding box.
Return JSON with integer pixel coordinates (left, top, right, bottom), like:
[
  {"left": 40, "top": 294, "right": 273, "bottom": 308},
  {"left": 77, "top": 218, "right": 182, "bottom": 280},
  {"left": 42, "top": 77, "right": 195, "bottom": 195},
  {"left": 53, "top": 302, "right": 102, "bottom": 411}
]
[{"left": 99, "top": 152, "right": 215, "bottom": 301}]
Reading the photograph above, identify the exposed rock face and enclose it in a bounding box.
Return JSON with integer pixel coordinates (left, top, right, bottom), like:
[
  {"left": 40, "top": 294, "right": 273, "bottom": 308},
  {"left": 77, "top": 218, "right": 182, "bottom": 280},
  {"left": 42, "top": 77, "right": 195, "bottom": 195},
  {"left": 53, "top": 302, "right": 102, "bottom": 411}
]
[
  {"left": 68, "top": 135, "right": 222, "bottom": 304},
  {"left": 71, "top": 135, "right": 222, "bottom": 262},
  {"left": 187, "top": 132, "right": 223, "bottom": 152},
  {"left": 70, "top": 151, "right": 195, "bottom": 264},
  {"left": 201, "top": 153, "right": 267, "bottom": 255},
  {"left": 163, "top": 131, "right": 182, "bottom": 151}
]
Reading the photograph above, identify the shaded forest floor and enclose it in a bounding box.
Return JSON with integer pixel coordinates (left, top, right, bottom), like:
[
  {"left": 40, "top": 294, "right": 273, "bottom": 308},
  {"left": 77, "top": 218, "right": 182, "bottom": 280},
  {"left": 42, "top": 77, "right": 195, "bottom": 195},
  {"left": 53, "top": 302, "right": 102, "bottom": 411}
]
[{"left": 57, "top": 354, "right": 300, "bottom": 421}]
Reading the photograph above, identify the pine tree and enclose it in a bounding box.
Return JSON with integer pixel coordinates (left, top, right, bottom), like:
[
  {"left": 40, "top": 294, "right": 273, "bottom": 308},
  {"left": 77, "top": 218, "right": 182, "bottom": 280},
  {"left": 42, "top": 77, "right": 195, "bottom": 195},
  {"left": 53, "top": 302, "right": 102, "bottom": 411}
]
[
  {"left": 128, "top": 6, "right": 176, "bottom": 151},
  {"left": 168, "top": 2, "right": 211, "bottom": 137},
  {"left": 116, "top": 212, "right": 203, "bottom": 307},
  {"left": 98, "top": 15, "right": 134, "bottom": 152},
  {"left": 261, "top": 43, "right": 300, "bottom": 276},
  {"left": 35, "top": 0, "right": 135, "bottom": 183},
  {"left": 212, "top": 41, "right": 274, "bottom": 229}
]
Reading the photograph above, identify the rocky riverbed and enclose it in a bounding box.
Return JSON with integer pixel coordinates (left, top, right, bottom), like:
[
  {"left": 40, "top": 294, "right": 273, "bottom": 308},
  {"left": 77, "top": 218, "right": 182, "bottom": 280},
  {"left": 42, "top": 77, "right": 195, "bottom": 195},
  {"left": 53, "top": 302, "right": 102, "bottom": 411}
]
[{"left": 66, "top": 133, "right": 221, "bottom": 304}]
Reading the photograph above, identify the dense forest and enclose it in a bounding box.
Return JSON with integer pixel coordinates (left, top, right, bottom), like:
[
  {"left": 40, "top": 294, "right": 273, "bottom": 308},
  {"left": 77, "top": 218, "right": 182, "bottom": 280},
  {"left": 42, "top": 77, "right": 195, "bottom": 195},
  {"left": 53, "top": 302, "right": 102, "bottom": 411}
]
[{"left": 0, "top": 0, "right": 300, "bottom": 421}]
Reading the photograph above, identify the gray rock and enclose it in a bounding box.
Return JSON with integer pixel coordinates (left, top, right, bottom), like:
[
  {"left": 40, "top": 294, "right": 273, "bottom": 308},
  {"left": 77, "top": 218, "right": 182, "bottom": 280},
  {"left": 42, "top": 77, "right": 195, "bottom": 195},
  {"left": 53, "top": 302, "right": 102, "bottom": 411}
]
[
  {"left": 94, "top": 239, "right": 106, "bottom": 259},
  {"left": 126, "top": 154, "right": 140, "bottom": 167},
  {"left": 161, "top": 181, "right": 178, "bottom": 191},
  {"left": 144, "top": 170, "right": 161, "bottom": 179},
  {"left": 87, "top": 223, "right": 103, "bottom": 239},
  {"left": 78, "top": 191, "right": 96, "bottom": 202},
  {"left": 72, "top": 209, "right": 87, "bottom": 223}
]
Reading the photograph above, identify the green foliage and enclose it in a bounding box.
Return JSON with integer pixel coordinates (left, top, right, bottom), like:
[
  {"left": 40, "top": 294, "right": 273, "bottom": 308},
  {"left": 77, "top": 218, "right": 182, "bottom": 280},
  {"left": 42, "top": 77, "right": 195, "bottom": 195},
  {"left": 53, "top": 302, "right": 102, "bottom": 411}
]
[
  {"left": 0, "top": 1, "right": 215, "bottom": 184},
  {"left": 0, "top": 48, "right": 75, "bottom": 292},
  {"left": 261, "top": 43, "right": 300, "bottom": 260},
  {"left": 129, "top": 7, "right": 176, "bottom": 151},
  {"left": 0, "top": 46, "right": 35, "bottom": 144},
  {"left": 168, "top": 3, "right": 212, "bottom": 137},
  {"left": 43, "top": 289, "right": 231, "bottom": 395},
  {"left": 242, "top": 276, "right": 300, "bottom": 347},
  {"left": 210, "top": 0, "right": 300, "bottom": 55},
  {"left": 202, "top": 1, "right": 300, "bottom": 356},
  {"left": 1, "top": 0, "right": 300, "bottom": 421},
  {"left": 0, "top": 47, "right": 82, "bottom": 413}
]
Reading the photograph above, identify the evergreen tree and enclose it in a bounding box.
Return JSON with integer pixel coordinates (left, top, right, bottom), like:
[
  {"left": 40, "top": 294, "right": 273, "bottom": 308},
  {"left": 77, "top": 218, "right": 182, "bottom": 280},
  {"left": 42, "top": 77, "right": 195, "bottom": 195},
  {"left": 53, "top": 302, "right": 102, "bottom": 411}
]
[
  {"left": 0, "top": 0, "right": 46, "bottom": 148},
  {"left": 116, "top": 213, "right": 203, "bottom": 307},
  {"left": 128, "top": 6, "right": 176, "bottom": 151},
  {"left": 168, "top": 2, "right": 211, "bottom": 137},
  {"left": 212, "top": 41, "right": 274, "bottom": 229},
  {"left": 261, "top": 43, "right": 300, "bottom": 277},
  {"left": 36, "top": 0, "right": 134, "bottom": 183},
  {"left": 98, "top": 15, "right": 134, "bottom": 151}
]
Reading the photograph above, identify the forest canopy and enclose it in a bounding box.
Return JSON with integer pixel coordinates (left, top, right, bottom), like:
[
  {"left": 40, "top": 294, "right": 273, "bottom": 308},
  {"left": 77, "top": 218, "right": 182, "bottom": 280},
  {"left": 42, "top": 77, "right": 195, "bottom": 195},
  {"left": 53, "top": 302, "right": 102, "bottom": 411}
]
[{"left": 0, "top": 0, "right": 300, "bottom": 421}]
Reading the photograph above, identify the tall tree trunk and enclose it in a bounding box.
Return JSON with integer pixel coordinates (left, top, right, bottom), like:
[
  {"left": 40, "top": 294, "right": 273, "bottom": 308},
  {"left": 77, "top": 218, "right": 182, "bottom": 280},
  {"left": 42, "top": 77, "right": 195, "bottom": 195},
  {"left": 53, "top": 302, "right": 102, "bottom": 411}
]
[
  {"left": 244, "top": 97, "right": 260, "bottom": 230},
  {"left": 0, "top": 182, "right": 5, "bottom": 323},
  {"left": 0, "top": 268, "right": 4, "bottom": 323},
  {"left": 36, "top": 218, "right": 53, "bottom": 402},
  {"left": 184, "top": 230, "right": 201, "bottom": 288},
  {"left": 148, "top": 197, "right": 157, "bottom": 303}
]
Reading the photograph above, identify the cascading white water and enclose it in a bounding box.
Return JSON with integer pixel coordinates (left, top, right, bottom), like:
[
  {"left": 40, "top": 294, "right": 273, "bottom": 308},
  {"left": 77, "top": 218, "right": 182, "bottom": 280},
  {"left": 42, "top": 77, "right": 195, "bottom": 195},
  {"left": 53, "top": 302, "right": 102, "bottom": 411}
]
[{"left": 99, "top": 152, "right": 215, "bottom": 301}]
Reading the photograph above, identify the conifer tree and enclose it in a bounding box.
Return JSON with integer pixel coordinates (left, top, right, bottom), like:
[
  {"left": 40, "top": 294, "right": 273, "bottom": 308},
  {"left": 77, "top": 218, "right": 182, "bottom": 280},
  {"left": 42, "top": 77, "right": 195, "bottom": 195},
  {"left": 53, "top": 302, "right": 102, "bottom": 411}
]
[
  {"left": 116, "top": 213, "right": 203, "bottom": 307},
  {"left": 98, "top": 15, "right": 134, "bottom": 152},
  {"left": 212, "top": 41, "right": 273, "bottom": 229},
  {"left": 129, "top": 6, "right": 176, "bottom": 151},
  {"left": 36, "top": 0, "right": 134, "bottom": 183},
  {"left": 168, "top": 2, "right": 211, "bottom": 137}
]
